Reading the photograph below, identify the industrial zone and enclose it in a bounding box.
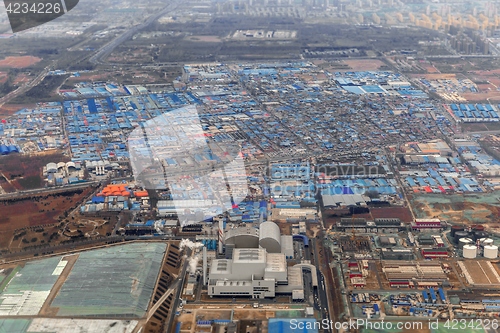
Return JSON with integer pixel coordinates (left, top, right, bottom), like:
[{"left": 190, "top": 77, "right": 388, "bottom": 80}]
[{"left": 2, "top": 60, "right": 500, "bottom": 332}]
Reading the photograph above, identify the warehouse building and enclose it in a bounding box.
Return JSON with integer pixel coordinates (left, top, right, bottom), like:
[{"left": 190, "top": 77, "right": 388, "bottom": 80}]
[
  {"left": 411, "top": 219, "right": 447, "bottom": 231},
  {"left": 335, "top": 217, "right": 405, "bottom": 233}
]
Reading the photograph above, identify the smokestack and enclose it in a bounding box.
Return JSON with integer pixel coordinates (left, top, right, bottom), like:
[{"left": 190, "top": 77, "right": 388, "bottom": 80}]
[
  {"left": 218, "top": 219, "right": 224, "bottom": 254},
  {"left": 203, "top": 246, "right": 207, "bottom": 285}
]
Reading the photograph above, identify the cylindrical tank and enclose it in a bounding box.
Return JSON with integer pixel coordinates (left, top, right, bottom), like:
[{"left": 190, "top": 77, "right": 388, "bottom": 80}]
[
  {"left": 459, "top": 237, "right": 473, "bottom": 249},
  {"left": 451, "top": 225, "right": 464, "bottom": 237},
  {"left": 473, "top": 231, "right": 488, "bottom": 241},
  {"left": 484, "top": 245, "right": 498, "bottom": 259},
  {"left": 463, "top": 245, "right": 477, "bottom": 259},
  {"left": 454, "top": 231, "right": 469, "bottom": 244},
  {"left": 480, "top": 238, "right": 494, "bottom": 246},
  {"left": 472, "top": 225, "right": 485, "bottom": 232}
]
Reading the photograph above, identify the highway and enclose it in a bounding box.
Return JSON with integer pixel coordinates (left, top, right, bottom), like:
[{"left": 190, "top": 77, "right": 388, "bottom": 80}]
[
  {"left": 0, "top": 180, "right": 99, "bottom": 199},
  {"left": 0, "top": 62, "right": 56, "bottom": 107},
  {"left": 89, "top": 0, "right": 183, "bottom": 65}
]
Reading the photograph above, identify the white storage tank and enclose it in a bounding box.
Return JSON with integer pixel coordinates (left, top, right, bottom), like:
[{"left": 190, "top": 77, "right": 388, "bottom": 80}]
[
  {"left": 480, "top": 238, "right": 494, "bottom": 246},
  {"left": 459, "top": 237, "right": 473, "bottom": 249},
  {"left": 463, "top": 245, "right": 477, "bottom": 259},
  {"left": 484, "top": 245, "right": 498, "bottom": 259}
]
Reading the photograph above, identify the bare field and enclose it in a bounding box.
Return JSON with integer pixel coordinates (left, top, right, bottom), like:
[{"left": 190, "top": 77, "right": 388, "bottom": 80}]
[
  {"left": 0, "top": 103, "right": 37, "bottom": 117},
  {"left": 370, "top": 206, "right": 413, "bottom": 222},
  {"left": 343, "top": 59, "right": 386, "bottom": 71},
  {"left": 0, "top": 56, "right": 41, "bottom": 68},
  {"left": 410, "top": 193, "right": 500, "bottom": 230},
  {"left": 0, "top": 188, "right": 92, "bottom": 249}
]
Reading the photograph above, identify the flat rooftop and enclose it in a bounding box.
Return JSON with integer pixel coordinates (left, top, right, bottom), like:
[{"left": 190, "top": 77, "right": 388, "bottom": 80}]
[{"left": 51, "top": 242, "right": 166, "bottom": 317}]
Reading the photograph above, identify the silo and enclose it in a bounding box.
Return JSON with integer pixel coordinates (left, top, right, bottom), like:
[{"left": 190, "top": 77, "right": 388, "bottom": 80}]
[
  {"left": 451, "top": 225, "right": 464, "bottom": 237},
  {"left": 484, "top": 245, "right": 498, "bottom": 259},
  {"left": 473, "top": 231, "right": 488, "bottom": 241},
  {"left": 459, "top": 237, "right": 473, "bottom": 249},
  {"left": 454, "top": 231, "right": 469, "bottom": 244},
  {"left": 463, "top": 245, "right": 477, "bottom": 259},
  {"left": 480, "top": 238, "right": 494, "bottom": 246}
]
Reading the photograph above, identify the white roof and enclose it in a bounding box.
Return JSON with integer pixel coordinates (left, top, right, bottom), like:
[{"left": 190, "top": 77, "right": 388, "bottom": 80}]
[
  {"left": 265, "top": 253, "right": 286, "bottom": 272},
  {"left": 259, "top": 222, "right": 281, "bottom": 243},
  {"left": 233, "top": 248, "right": 266, "bottom": 264}
]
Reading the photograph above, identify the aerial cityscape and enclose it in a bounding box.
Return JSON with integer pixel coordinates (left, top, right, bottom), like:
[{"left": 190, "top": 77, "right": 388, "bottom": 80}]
[{"left": 3, "top": 0, "right": 500, "bottom": 332}]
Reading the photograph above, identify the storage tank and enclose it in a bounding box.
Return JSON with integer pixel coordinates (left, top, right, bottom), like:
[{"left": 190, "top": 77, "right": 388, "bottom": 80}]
[
  {"left": 454, "top": 231, "right": 469, "bottom": 243},
  {"left": 451, "top": 225, "right": 464, "bottom": 237},
  {"left": 459, "top": 237, "right": 473, "bottom": 249},
  {"left": 472, "top": 224, "right": 485, "bottom": 232},
  {"left": 480, "top": 238, "right": 494, "bottom": 246},
  {"left": 463, "top": 245, "right": 477, "bottom": 259},
  {"left": 484, "top": 245, "right": 498, "bottom": 259},
  {"left": 473, "top": 231, "right": 488, "bottom": 241}
]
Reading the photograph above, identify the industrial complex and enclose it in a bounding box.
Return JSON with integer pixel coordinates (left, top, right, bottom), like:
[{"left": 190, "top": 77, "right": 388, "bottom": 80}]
[{"left": 5, "top": 0, "right": 500, "bottom": 331}]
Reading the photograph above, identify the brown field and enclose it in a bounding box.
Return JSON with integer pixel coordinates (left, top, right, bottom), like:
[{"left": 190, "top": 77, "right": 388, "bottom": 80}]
[
  {"left": 370, "top": 206, "right": 413, "bottom": 222},
  {"left": 462, "top": 122, "right": 500, "bottom": 132},
  {"left": 421, "top": 64, "right": 440, "bottom": 74},
  {"left": 409, "top": 73, "right": 457, "bottom": 80},
  {"left": 0, "top": 103, "right": 37, "bottom": 117},
  {"left": 0, "top": 151, "right": 69, "bottom": 191},
  {"left": 185, "top": 35, "right": 222, "bottom": 43},
  {"left": 12, "top": 73, "right": 31, "bottom": 85},
  {"left": 461, "top": 92, "right": 500, "bottom": 102},
  {"left": 343, "top": 59, "right": 386, "bottom": 71},
  {"left": 0, "top": 56, "right": 41, "bottom": 68},
  {"left": 411, "top": 195, "right": 500, "bottom": 231},
  {"left": 0, "top": 188, "right": 92, "bottom": 249},
  {"left": 0, "top": 71, "right": 7, "bottom": 84}
]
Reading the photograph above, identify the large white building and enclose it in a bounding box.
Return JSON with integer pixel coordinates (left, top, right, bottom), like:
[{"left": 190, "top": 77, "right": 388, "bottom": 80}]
[
  {"left": 208, "top": 248, "right": 302, "bottom": 298},
  {"left": 223, "top": 222, "right": 294, "bottom": 259}
]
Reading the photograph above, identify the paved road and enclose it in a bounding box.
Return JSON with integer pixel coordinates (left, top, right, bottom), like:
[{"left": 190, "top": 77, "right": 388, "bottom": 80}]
[
  {"left": 165, "top": 251, "right": 189, "bottom": 333},
  {"left": 311, "top": 238, "right": 333, "bottom": 332},
  {"left": 0, "top": 181, "right": 99, "bottom": 199},
  {"left": 0, "top": 63, "right": 55, "bottom": 107},
  {"left": 89, "top": 0, "right": 183, "bottom": 65}
]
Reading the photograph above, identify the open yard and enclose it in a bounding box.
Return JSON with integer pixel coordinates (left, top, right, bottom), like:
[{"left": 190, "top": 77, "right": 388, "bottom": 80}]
[
  {"left": 0, "top": 56, "right": 41, "bottom": 68},
  {"left": 0, "top": 188, "right": 92, "bottom": 249}
]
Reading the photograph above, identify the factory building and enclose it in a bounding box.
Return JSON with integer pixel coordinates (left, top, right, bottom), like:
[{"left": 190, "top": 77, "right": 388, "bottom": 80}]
[
  {"left": 335, "top": 217, "right": 405, "bottom": 233},
  {"left": 381, "top": 248, "right": 415, "bottom": 261},
  {"left": 223, "top": 222, "right": 293, "bottom": 259},
  {"left": 270, "top": 208, "right": 318, "bottom": 222},
  {"left": 411, "top": 219, "right": 447, "bottom": 231},
  {"left": 208, "top": 248, "right": 303, "bottom": 298}
]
